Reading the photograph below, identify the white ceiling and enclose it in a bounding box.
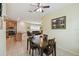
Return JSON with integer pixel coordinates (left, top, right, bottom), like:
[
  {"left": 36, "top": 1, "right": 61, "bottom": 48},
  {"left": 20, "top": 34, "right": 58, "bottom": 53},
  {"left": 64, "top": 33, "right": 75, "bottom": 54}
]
[{"left": 6, "top": 3, "right": 71, "bottom": 24}]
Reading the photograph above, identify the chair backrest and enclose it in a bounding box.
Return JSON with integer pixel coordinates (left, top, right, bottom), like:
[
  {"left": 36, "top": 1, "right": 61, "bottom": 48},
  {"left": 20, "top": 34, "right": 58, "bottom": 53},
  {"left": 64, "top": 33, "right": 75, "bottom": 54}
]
[
  {"left": 27, "top": 31, "right": 32, "bottom": 36},
  {"left": 32, "top": 31, "right": 41, "bottom": 35},
  {"left": 48, "top": 38, "right": 55, "bottom": 45},
  {"left": 43, "top": 34, "right": 48, "bottom": 41},
  {"left": 43, "top": 38, "right": 56, "bottom": 55}
]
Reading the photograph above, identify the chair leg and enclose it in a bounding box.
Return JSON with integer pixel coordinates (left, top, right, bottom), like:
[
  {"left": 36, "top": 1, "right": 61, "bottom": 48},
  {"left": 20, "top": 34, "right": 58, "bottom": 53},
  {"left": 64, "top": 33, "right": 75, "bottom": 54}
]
[
  {"left": 27, "top": 40, "right": 28, "bottom": 50},
  {"left": 52, "top": 50, "right": 54, "bottom": 56},
  {"left": 38, "top": 48, "right": 40, "bottom": 56},
  {"left": 32, "top": 49, "right": 34, "bottom": 56},
  {"left": 54, "top": 42, "right": 56, "bottom": 56}
]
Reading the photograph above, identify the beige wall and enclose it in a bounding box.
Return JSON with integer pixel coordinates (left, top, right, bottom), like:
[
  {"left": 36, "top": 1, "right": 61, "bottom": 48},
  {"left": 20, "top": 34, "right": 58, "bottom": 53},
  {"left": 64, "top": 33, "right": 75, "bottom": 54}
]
[{"left": 42, "top": 4, "right": 79, "bottom": 55}]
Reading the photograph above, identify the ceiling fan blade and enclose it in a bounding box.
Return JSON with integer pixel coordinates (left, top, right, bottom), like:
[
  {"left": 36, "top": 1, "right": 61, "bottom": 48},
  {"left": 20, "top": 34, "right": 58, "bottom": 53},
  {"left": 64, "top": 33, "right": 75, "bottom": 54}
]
[
  {"left": 42, "top": 6, "right": 50, "bottom": 8},
  {"left": 34, "top": 8, "right": 39, "bottom": 11},
  {"left": 28, "top": 8, "right": 39, "bottom": 12}
]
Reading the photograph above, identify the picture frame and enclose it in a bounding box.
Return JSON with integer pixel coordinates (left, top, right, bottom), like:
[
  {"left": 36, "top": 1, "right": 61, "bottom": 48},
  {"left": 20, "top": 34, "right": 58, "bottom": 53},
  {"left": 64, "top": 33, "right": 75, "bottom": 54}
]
[{"left": 51, "top": 16, "right": 66, "bottom": 29}]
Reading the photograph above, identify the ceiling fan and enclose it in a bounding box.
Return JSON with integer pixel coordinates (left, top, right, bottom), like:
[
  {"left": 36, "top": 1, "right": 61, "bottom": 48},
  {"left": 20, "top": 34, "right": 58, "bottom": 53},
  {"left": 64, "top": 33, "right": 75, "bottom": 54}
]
[{"left": 28, "top": 3, "right": 50, "bottom": 13}]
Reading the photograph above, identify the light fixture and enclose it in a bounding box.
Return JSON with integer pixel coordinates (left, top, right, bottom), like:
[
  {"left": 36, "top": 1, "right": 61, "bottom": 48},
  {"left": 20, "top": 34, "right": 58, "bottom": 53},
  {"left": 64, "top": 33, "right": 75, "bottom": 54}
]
[{"left": 36, "top": 8, "right": 43, "bottom": 12}]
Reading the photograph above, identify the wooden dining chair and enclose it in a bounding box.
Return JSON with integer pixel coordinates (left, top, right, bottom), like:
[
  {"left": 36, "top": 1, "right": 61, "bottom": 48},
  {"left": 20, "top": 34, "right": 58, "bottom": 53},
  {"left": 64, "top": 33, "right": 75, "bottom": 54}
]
[
  {"left": 29, "top": 38, "right": 40, "bottom": 56},
  {"left": 28, "top": 33, "right": 41, "bottom": 56},
  {"left": 43, "top": 38, "right": 56, "bottom": 56},
  {"left": 27, "top": 31, "right": 32, "bottom": 50}
]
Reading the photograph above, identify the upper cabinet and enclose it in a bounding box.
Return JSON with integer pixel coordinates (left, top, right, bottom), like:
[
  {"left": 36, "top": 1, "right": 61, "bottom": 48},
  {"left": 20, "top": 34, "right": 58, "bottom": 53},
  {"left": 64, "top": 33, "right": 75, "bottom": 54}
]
[
  {"left": 6, "top": 20, "right": 17, "bottom": 29},
  {"left": 6, "top": 20, "right": 17, "bottom": 38}
]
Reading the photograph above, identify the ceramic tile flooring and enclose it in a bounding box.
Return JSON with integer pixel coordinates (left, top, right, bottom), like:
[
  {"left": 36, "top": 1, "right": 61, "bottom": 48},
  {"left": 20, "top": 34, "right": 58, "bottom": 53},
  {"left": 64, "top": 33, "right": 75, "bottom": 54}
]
[
  {"left": 6, "top": 40, "right": 75, "bottom": 56},
  {"left": 6, "top": 40, "right": 28, "bottom": 56}
]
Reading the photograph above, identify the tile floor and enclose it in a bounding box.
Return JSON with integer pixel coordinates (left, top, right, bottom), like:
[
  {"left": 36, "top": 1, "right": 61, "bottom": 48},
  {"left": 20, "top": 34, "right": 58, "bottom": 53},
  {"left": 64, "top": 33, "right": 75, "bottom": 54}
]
[{"left": 6, "top": 40, "right": 75, "bottom": 56}]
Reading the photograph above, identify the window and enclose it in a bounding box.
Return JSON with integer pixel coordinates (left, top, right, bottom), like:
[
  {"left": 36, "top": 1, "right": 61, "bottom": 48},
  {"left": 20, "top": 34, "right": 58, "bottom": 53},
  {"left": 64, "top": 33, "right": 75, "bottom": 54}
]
[{"left": 30, "top": 24, "right": 40, "bottom": 31}]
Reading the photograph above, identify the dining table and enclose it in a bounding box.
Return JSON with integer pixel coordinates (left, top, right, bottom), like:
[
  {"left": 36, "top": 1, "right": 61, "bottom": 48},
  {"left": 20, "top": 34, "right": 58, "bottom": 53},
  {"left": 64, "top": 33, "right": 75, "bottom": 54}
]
[{"left": 27, "top": 35, "right": 56, "bottom": 56}]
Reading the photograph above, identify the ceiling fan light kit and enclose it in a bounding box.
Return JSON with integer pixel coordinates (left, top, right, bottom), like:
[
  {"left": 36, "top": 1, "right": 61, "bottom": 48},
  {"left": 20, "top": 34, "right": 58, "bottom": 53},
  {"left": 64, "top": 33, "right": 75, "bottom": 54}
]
[{"left": 36, "top": 8, "right": 43, "bottom": 12}]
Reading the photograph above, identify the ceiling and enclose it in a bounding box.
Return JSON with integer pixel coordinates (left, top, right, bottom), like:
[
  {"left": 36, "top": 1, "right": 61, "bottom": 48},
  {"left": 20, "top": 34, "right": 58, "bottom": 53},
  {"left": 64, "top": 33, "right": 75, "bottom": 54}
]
[{"left": 6, "top": 3, "right": 71, "bottom": 24}]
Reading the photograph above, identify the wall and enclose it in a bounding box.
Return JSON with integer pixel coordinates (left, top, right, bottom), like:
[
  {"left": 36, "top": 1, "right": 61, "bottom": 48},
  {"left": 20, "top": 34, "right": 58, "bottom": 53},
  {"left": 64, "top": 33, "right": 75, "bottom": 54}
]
[
  {"left": 17, "top": 21, "right": 26, "bottom": 33},
  {"left": 0, "top": 4, "right": 6, "bottom": 56},
  {"left": 42, "top": 4, "right": 79, "bottom": 55},
  {"left": 0, "top": 17, "right": 6, "bottom": 56}
]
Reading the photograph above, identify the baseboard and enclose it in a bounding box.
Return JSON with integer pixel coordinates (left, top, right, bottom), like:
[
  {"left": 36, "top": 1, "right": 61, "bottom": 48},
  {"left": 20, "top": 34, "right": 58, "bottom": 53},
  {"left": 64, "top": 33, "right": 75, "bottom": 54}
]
[{"left": 57, "top": 46, "right": 79, "bottom": 56}]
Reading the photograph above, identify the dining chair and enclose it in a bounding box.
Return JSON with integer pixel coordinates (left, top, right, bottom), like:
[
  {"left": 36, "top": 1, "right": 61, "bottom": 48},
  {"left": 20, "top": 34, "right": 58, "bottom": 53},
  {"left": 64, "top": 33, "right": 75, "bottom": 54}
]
[
  {"left": 29, "top": 38, "right": 40, "bottom": 56},
  {"left": 42, "top": 38, "right": 56, "bottom": 56},
  {"left": 27, "top": 31, "right": 32, "bottom": 50}
]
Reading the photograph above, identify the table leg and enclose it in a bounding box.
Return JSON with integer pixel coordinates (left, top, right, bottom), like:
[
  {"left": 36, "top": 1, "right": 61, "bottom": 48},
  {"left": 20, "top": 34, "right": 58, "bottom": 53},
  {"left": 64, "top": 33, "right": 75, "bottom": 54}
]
[{"left": 40, "top": 48, "right": 43, "bottom": 56}]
